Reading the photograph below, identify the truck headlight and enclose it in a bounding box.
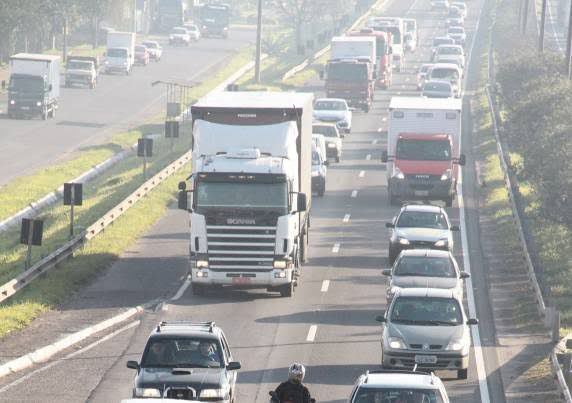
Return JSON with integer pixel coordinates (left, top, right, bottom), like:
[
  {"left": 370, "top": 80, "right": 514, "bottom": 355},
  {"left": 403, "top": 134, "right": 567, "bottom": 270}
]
[
  {"left": 388, "top": 337, "right": 407, "bottom": 349},
  {"left": 398, "top": 237, "right": 410, "bottom": 245},
  {"left": 9, "top": 100, "right": 15, "bottom": 105},
  {"left": 434, "top": 239, "right": 448, "bottom": 248},
  {"left": 134, "top": 388, "right": 161, "bottom": 397},
  {"left": 440, "top": 169, "right": 452, "bottom": 181},
  {"left": 196, "top": 260, "right": 209, "bottom": 268},
  {"left": 327, "top": 143, "right": 336, "bottom": 148},
  {"left": 445, "top": 339, "right": 464, "bottom": 351},
  {"left": 311, "top": 170, "right": 320, "bottom": 177},
  {"left": 123, "top": 62, "right": 128, "bottom": 66},
  {"left": 273, "top": 259, "right": 288, "bottom": 269},
  {"left": 36, "top": 101, "right": 42, "bottom": 107},
  {"left": 200, "top": 388, "right": 226, "bottom": 398}
]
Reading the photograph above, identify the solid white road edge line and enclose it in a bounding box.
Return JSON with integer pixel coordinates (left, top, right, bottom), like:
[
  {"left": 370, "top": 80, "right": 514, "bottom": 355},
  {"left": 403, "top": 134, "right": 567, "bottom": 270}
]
[
  {"left": 171, "top": 276, "right": 191, "bottom": 301},
  {"left": 0, "top": 320, "right": 140, "bottom": 394},
  {"left": 343, "top": 214, "right": 351, "bottom": 223},
  {"left": 332, "top": 243, "right": 340, "bottom": 253},
  {"left": 0, "top": 302, "right": 151, "bottom": 379},
  {"left": 321, "top": 280, "right": 330, "bottom": 293},
  {"left": 351, "top": 190, "right": 358, "bottom": 198},
  {"left": 306, "top": 325, "right": 318, "bottom": 342}
]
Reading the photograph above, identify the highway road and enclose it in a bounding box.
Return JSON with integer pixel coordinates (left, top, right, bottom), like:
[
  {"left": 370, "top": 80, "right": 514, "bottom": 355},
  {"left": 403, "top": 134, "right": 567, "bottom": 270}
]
[
  {"left": 0, "top": 0, "right": 509, "bottom": 401},
  {"left": 0, "top": 29, "right": 255, "bottom": 187}
]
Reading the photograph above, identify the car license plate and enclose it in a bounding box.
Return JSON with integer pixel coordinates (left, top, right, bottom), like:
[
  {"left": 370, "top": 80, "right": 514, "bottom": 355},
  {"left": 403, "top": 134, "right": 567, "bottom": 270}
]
[
  {"left": 21, "top": 106, "right": 30, "bottom": 110},
  {"left": 415, "top": 355, "right": 437, "bottom": 364},
  {"left": 414, "top": 190, "right": 429, "bottom": 196},
  {"left": 232, "top": 276, "right": 251, "bottom": 285}
]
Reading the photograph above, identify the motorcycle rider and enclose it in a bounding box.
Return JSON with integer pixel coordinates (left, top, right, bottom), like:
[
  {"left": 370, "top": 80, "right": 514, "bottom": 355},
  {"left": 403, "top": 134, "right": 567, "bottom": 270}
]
[{"left": 273, "top": 362, "right": 313, "bottom": 403}]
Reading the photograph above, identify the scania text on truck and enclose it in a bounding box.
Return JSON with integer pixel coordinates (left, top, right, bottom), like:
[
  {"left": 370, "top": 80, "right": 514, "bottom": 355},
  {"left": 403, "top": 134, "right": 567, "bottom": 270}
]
[
  {"left": 322, "top": 36, "right": 376, "bottom": 112},
  {"left": 104, "top": 31, "right": 136, "bottom": 75},
  {"left": 5, "top": 53, "right": 60, "bottom": 120},
  {"left": 177, "top": 92, "right": 313, "bottom": 297},
  {"left": 382, "top": 97, "right": 465, "bottom": 207},
  {"left": 349, "top": 28, "right": 393, "bottom": 88},
  {"left": 198, "top": 3, "right": 230, "bottom": 38},
  {"left": 369, "top": 17, "right": 405, "bottom": 71},
  {"left": 65, "top": 56, "right": 98, "bottom": 88}
]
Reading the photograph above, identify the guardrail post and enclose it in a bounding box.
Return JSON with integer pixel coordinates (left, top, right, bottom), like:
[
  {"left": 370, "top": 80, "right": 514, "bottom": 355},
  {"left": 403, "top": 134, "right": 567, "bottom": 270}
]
[{"left": 552, "top": 309, "right": 561, "bottom": 343}]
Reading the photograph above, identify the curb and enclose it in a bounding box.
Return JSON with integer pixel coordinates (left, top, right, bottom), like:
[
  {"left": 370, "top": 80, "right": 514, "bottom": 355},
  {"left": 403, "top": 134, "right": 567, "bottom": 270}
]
[{"left": 0, "top": 305, "right": 147, "bottom": 379}]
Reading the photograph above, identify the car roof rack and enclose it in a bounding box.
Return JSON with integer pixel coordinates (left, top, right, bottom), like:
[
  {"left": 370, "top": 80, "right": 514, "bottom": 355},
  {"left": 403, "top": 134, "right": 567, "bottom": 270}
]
[
  {"left": 156, "top": 321, "right": 216, "bottom": 333},
  {"left": 365, "top": 369, "right": 431, "bottom": 376}
]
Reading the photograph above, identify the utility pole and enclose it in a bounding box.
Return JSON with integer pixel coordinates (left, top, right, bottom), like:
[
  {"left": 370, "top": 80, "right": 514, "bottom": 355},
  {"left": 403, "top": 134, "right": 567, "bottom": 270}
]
[
  {"left": 539, "top": 0, "right": 547, "bottom": 51},
  {"left": 522, "top": 0, "right": 530, "bottom": 34},
  {"left": 567, "top": 0, "right": 572, "bottom": 78},
  {"left": 254, "top": 0, "right": 263, "bottom": 84}
]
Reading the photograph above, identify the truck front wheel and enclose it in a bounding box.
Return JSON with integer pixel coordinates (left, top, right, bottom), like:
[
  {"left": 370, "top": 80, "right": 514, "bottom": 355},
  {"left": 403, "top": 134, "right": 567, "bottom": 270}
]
[
  {"left": 444, "top": 194, "right": 454, "bottom": 207},
  {"left": 191, "top": 283, "right": 204, "bottom": 296},
  {"left": 279, "top": 282, "right": 294, "bottom": 297}
]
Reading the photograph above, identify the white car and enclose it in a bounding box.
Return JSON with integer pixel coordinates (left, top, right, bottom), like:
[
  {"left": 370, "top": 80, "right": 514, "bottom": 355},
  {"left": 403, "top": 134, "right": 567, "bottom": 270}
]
[
  {"left": 312, "top": 122, "right": 343, "bottom": 163},
  {"left": 417, "top": 63, "right": 433, "bottom": 90},
  {"left": 431, "top": 0, "right": 450, "bottom": 10},
  {"left": 311, "top": 143, "right": 328, "bottom": 197},
  {"left": 142, "top": 41, "right": 162, "bottom": 61},
  {"left": 422, "top": 80, "right": 455, "bottom": 98},
  {"left": 312, "top": 98, "right": 352, "bottom": 133},
  {"left": 447, "top": 26, "right": 467, "bottom": 45},
  {"left": 434, "top": 44, "right": 465, "bottom": 69},
  {"left": 427, "top": 63, "right": 462, "bottom": 97},
  {"left": 431, "top": 36, "right": 455, "bottom": 60},
  {"left": 349, "top": 370, "right": 450, "bottom": 403},
  {"left": 312, "top": 133, "right": 327, "bottom": 163},
  {"left": 184, "top": 23, "right": 201, "bottom": 41},
  {"left": 451, "top": 1, "right": 468, "bottom": 18},
  {"left": 169, "top": 27, "right": 191, "bottom": 46},
  {"left": 382, "top": 249, "right": 470, "bottom": 304},
  {"left": 446, "top": 16, "right": 465, "bottom": 27}
]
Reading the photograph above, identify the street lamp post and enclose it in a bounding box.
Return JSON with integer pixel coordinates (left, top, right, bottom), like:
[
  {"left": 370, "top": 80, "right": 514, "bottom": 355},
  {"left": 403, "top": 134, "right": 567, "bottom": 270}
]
[{"left": 254, "top": 0, "right": 263, "bottom": 84}]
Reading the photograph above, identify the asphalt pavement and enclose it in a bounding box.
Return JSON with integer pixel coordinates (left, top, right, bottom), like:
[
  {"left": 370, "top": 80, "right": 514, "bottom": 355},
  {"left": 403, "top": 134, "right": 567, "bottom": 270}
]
[
  {"left": 0, "top": 29, "right": 255, "bottom": 187},
  {"left": 0, "top": 0, "right": 513, "bottom": 401}
]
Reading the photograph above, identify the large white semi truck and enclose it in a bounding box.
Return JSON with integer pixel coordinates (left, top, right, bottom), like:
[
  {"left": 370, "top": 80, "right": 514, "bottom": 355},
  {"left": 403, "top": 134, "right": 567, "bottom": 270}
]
[{"left": 178, "top": 91, "right": 313, "bottom": 297}]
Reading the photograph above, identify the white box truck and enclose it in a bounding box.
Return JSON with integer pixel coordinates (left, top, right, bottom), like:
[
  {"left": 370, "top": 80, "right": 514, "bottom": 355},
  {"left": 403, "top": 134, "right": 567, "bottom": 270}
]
[
  {"left": 369, "top": 17, "right": 405, "bottom": 71},
  {"left": 331, "top": 36, "right": 377, "bottom": 67},
  {"left": 381, "top": 97, "right": 465, "bottom": 206},
  {"left": 104, "top": 31, "right": 136, "bottom": 75},
  {"left": 177, "top": 91, "right": 313, "bottom": 297},
  {"left": 6, "top": 53, "right": 60, "bottom": 120}
]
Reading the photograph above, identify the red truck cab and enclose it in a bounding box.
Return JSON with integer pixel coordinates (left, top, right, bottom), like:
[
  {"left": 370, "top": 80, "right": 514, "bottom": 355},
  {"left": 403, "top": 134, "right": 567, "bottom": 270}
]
[
  {"left": 323, "top": 58, "right": 375, "bottom": 112},
  {"left": 382, "top": 133, "right": 465, "bottom": 206},
  {"left": 349, "top": 28, "right": 393, "bottom": 89}
]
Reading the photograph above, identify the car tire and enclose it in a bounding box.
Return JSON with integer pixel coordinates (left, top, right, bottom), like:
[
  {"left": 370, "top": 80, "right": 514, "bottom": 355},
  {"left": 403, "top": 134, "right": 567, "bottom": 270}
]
[
  {"left": 388, "top": 248, "right": 398, "bottom": 265},
  {"left": 280, "top": 282, "right": 294, "bottom": 297},
  {"left": 335, "top": 154, "right": 340, "bottom": 163},
  {"left": 445, "top": 195, "right": 454, "bottom": 207},
  {"left": 318, "top": 181, "right": 325, "bottom": 197},
  {"left": 457, "top": 369, "right": 468, "bottom": 380}
]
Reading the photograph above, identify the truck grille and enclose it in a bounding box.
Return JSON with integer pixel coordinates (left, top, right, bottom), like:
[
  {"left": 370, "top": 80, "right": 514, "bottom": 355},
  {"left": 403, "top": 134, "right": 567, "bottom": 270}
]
[
  {"left": 207, "top": 225, "right": 276, "bottom": 272},
  {"left": 406, "top": 174, "right": 440, "bottom": 190}
]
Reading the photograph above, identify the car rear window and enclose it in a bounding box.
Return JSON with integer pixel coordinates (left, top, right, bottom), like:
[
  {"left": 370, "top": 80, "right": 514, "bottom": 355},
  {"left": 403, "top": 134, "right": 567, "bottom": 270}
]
[
  {"left": 142, "top": 338, "right": 223, "bottom": 368},
  {"left": 354, "top": 388, "right": 445, "bottom": 403},
  {"left": 395, "top": 256, "right": 456, "bottom": 278}
]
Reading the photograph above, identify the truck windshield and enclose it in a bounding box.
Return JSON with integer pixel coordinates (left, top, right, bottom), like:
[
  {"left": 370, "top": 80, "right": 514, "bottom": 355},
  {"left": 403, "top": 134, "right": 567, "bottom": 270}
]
[
  {"left": 67, "top": 61, "right": 92, "bottom": 70},
  {"left": 328, "top": 63, "right": 367, "bottom": 81},
  {"left": 438, "top": 46, "right": 462, "bottom": 55},
  {"left": 202, "top": 6, "right": 230, "bottom": 24},
  {"left": 396, "top": 139, "right": 451, "bottom": 161},
  {"left": 373, "top": 26, "right": 401, "bottom": 44},
  {"left": 107, "top": 48, "right": 127, "bottom": 58},
  {"left": 9, "top": 76, "right": 44, "bottom": 92},
  {"left": 431, "top": 68, "right": 459, "bottom": 80},
  {"left": 196, "top": 182, "right": 288, "bottom": 211}
]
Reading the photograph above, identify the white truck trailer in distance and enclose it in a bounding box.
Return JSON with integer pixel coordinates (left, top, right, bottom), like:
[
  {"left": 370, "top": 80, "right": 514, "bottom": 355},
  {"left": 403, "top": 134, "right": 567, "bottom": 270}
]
[
  {"left": 105, "top": 31, "right": 136, "bottom": 75},
  {"left": 178, "top": 91, "right": 314, "bottom": 297}
]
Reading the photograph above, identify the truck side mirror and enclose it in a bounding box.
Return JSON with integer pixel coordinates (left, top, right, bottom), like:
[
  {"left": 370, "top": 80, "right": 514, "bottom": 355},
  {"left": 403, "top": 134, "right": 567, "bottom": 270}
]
[
  {"left": 381, "top": 269, "right": 392, "bottom": 276},
  {"left": 178, "top": 181, "right": 187, "bottom": 191},
  {"left": 381, "top": 150, "right": 388, "bottom": 163},
  {"left": 458, "top": 154, "right": 466, "bottom": 166},
  {"left": 297, "top": 193, "right": 307, "bottom": 212},
  {"left": 178, "top": 190, "right": 193, "bottom": 211}
]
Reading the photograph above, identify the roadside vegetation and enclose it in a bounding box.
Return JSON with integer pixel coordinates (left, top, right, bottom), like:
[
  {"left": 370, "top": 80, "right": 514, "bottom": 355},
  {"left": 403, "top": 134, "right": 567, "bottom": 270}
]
[{"left": 486, "top": 0, "right": 572, "bottom": 330}]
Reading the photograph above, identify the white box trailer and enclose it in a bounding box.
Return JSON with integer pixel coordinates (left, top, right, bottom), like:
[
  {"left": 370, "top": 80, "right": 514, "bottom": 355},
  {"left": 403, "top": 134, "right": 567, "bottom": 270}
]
[
  {"left": 7, "top": 53, "right": 60, "bottom": 119},
  {"left": 331, "top": 36, "right": 377, "bottom": 66},
  {"left": 105, "top": 31, "right": 136, "bottom": 74},
  {"left": 178, "top": 91, "right": 314, "bottom": 297},
  {"left": 384, "top": 97, "right": 464, "bottom": 205}
]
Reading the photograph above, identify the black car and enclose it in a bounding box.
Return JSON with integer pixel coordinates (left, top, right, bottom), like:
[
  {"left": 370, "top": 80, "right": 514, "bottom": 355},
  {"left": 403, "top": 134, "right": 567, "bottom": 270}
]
[{"left": 127, "top": 321, "right": 241, "bottom": 401}]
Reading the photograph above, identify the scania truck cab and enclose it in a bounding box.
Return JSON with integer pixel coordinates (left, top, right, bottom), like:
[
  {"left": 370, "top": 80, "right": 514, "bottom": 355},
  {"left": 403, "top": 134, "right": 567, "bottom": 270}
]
[{"left": 178, "top": 92, "right": 313, "bottom": 297}]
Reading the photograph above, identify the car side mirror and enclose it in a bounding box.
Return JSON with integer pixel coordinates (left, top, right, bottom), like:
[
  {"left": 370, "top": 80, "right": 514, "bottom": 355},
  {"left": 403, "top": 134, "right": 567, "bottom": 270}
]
[
  {"left": 450, "top": 225, "right": 460, "bottom": 231},
  {"left": 460, "top": 271, "right": 470, "bottom": 279},
  {"left": 375, "top": 313, "right": 386, "bottom": 323},
  {"left": 385, "top": 222, "right": 394, "bottom": 229},
  {"left": 382, "top": 269, "right": 392, "bottom": 276},
  {"left": 126, "top": 360, "right": 139, "bottom": 370},
  {"left": 381, "top": 150, "right": 388, "bottom": 163},
  {"left": 226, "top": 361, "right": 241, "bottom": 371},
  {"left": 467, "top": 318, "right": 479, "bottom": 325},
  {"left": 458, "top": 154, "right": 466, "bottom": 166},
  {"left": 297, "top": 193, "right": 307, "bottom": 212}
]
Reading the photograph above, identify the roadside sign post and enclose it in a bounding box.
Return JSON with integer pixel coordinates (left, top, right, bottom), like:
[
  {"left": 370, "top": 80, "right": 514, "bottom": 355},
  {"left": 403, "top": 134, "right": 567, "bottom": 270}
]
[
  {"left": 20, "top": 218, "right": 43, "bottom": 270},
  {"left": 64, "top": 183, "right": 83, "bottom": 239},
  {"left": 138, "top": 138, "right": 153, "bottom": 180}
]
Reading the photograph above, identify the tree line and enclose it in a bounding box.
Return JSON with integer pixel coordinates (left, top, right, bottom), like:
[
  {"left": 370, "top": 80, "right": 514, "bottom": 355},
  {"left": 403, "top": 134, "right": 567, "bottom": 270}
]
[{"left": 496, "top": 50, "right": 572, "bottom": 228}]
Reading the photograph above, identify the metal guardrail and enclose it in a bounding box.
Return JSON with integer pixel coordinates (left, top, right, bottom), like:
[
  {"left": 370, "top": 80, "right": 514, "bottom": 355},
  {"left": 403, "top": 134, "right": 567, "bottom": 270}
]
[
  {"left": 486, "top": 13, "right": 572, "bottom": 400},
  {"left": 281, "top": 0, "right": 385, "bottom": 82},
  {"left": 0, "top": 150, "right": 192, "bottom": 304}
]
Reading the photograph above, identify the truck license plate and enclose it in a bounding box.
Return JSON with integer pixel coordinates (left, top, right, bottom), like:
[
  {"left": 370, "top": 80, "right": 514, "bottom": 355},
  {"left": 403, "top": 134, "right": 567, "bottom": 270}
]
[
  {"left": 414, "top": 190, "right": 429, "bottom": 196},
  {"left": 232, "top": 276, "right": 251, "bottom": 285},
  {"left": 21, "top": 106, "right": 30, "bottom": 110},
  {"left": 415, "top": 355, "right": 437, "bottom": 364}
]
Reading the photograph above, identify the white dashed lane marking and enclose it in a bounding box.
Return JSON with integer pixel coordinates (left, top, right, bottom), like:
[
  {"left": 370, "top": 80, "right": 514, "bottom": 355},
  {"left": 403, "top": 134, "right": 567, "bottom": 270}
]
[
  {"left": 332, "top": 243, "right": 340, "bottom": 253},
  {"left": 321, "top": 280, "right": 330, "bottom": 292},
  {"left": 366, "top": 154, "right": 371, "bottom": 160},
  {"left": 351, "top": 190, "right": 358, "bottom": 198},
  {"left": 343, "top": 214, "right": 351, "bottom": 223},
  {"left": 306, "top": 325, "right": 318, "bottom": 342}
]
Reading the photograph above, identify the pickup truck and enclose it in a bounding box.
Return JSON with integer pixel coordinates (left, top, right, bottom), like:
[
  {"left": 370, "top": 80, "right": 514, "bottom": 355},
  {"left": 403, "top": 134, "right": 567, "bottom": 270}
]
[{"left": 65, "top": 56, "right": 99, "bottom": 89}]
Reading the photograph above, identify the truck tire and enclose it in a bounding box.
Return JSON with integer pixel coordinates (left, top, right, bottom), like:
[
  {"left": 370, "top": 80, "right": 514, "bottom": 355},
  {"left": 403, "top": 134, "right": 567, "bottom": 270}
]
[
  {"left": 318, "top": 181, "right": 325, "bottom": 197},
  {"left": 280, "top": 282, "right": 294, "bottom": 297},
  {"left": 42, "top": 108, "right": 48, "bottom": 120},
  {"left": 191, "top": 283, "right": 204, "bottom": 296},
  {"left": 388, "top": 187, "right": 399, "bottom": 206},
  {"left": 90, "top": 80, "right": 96, "bottom": 89},
  {"left": 444, "top": 195, "right": 454, "bottom": 207},
  {"left": 335, "top": 154, "right": 340, "bottom": 163},
  {"left": 457, "top": 369, "right": 468, "bottom": 380},
  {"left": 49, "top": 106, "right": 56, "bottom": 119},
  {"left": 300, "top": 234, "right": 308, "bottom": 263}
]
